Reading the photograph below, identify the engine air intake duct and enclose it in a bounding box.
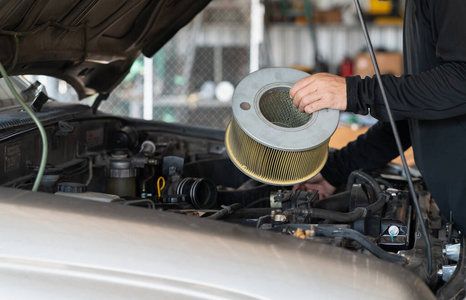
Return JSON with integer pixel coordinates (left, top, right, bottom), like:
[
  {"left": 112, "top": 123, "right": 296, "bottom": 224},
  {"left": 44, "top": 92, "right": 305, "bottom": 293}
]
[{"left": 225, "top": 68, "right": 339, "bottom": 186}]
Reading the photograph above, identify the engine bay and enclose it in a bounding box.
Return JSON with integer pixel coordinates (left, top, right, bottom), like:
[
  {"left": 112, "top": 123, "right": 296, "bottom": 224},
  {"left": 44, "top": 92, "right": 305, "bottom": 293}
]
[{"left": 0, "top": 110, "right": 464, "bottom": 298}]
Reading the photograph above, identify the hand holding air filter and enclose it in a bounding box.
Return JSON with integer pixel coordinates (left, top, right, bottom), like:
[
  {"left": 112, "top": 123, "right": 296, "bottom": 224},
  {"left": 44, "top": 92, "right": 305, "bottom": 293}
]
[{"left": 225, "top": 68, "right": 339, "bottom": 186}]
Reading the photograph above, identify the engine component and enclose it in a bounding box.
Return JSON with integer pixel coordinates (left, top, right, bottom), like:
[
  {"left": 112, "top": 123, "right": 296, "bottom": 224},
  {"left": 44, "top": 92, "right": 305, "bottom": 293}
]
[
  {"left": 56, "top": 182, "right": 88, "bottom": 193},
  {"left": 347, "top": 170, "right": 382, "bottom": 203},
  {"left": 439, "top": 265, "right": 457, "bottom": 282},
  {"left": 55, "top": 182, "right": 120, "bottom": 202},
  {"left": 38, "top": 167, "right": 62, "bottom": 189},
  {"left": 112, "top": 126, "right": 139, "bottom": 149},
  {"left": 105, "top": 152, "right": 137, "bottom": 197},
  {"left": 437, "top": 237, "right": 466, "bottom": 299},
  {"left": 272, "top": 189, "right": 318, "bottom": 210},
  {"left": 183, "top": 158, "right": 274, "bottom": 208},
  {"left": 444, "top": 243, "right": 460, "bottom": 262},
  {"left": 139, "top": 140, "right": 156, "bottom": 156},
  {"left": 176, "top": 177, "right": 217, "bottom": 209},
  {"left": 314, "top": 226, "right": 407, "bottom": 265},
  {"left": 377, "top": 190, "right": 411, "bottom": 251},
  {"left": 285, "top": 191, "right": 387, "bottom": 224},
  {"left": 225, "top": 68, "right": 339, "bottom": 186},
  {"left": 205, "top": 203, "right": 242, "bottom": 220},
  {"left": 163, "top": 156, "right": 184, "bottom": 177}
]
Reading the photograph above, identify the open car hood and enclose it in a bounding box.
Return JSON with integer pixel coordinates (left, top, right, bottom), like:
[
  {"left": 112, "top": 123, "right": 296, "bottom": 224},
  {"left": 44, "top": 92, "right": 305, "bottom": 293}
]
[{"left": 0, "top": 0, "right": 211, "bottom": 99}]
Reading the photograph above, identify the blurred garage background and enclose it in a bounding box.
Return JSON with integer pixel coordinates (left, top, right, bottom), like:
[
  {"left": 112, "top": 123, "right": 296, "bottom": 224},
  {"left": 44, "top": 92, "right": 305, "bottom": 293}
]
[{"left": 35, "top": 0, "right": 404, "bottom": 131}]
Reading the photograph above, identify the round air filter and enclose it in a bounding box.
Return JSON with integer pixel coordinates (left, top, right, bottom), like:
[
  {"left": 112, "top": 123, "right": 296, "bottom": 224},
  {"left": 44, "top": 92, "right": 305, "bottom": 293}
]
[{"left": 225, "top": 68, "right": 339, "bottom": 186}]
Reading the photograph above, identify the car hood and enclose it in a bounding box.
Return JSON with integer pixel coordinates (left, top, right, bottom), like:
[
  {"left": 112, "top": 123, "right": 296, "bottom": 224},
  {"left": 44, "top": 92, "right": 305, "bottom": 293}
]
[{"left": 0, "top": 0, "right": 211, "bottom": 99}]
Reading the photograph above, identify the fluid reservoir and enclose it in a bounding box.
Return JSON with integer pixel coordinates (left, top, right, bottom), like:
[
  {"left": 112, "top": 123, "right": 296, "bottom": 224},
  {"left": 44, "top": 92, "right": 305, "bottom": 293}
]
[
  {"left": 105, "top": 155, "right": 137, "bottom": 197},
  {"left": 225, "top": 68, "right": 339, "bottom": 186}
]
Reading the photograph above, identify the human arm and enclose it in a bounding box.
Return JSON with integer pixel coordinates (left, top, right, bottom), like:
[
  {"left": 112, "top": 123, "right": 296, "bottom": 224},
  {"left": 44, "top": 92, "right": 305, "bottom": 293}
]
[
  {"left": 293, "top": 120, "right": 411, "bottom": 197},
  {"left": 346, "top": 63, "right": 466, "bottom": 121},
  {"left": 290, "top": 61, "right": 466, "bottom": 121},
  {"left": 291, "top": 0, "right": 466, "bottom": 121},
  {"left": 320, "top": 120, "right": 411, "bottom": 188}
]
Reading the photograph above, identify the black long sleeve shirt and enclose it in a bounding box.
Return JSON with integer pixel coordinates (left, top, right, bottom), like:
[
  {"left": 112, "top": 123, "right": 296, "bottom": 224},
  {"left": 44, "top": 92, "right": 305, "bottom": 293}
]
[{"left": 321, "top": 0, "right": 466, "bottom": 230}]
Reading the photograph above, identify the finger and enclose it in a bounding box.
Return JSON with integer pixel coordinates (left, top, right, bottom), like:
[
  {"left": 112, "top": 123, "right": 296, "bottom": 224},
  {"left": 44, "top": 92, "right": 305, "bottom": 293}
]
[
  {"left": 293, "top": 85, "right": 320, "bottom": 110},
  {"left": 304, "top": 99, "right": 328, "bottom": 114},
  {"left": 298, "top": 93, "right": 323, "bottom": 112},
  {"left": 290, "top": 76, "right": 316, "bottom": 99},
  {"left": 291, "top": 73, "right": 334, "bottom": 99},
  {"left": 294, "top": 183, "right": 309, "bottom": 192},
  {"left": 307, "top": 90, "right": 347, "bottom": 113},
  {"left": 292, "top": 85, "right": 317, "bottom": 109},
  {"left": 302, "top": 182, "right": 316, "bottom": 191}
]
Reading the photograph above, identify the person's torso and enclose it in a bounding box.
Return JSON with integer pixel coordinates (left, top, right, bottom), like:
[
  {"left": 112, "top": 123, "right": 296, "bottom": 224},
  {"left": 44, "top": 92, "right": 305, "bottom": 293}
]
[{"left": 404, "top": 0, "right": 466, "bottom": 225}]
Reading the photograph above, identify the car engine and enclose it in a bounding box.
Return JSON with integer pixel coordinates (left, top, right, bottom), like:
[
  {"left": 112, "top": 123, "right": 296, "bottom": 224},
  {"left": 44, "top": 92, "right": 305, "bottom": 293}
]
[{"left": 0, "top": 106, "right": 463, "bottom": 299}]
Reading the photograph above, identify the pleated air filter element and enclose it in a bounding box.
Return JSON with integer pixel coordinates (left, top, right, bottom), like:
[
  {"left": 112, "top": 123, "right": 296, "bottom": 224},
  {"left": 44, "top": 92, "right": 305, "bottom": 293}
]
[{"left": 225, "top": 68, "right": 339, "bottom": 186}]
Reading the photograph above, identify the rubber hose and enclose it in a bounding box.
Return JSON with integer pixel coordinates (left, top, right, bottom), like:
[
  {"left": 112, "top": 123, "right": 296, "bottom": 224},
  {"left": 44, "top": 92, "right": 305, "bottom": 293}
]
[
  {"left": 346, "top": 170, "right": 382, "bottom": 203},
  {"left": 289, "top": 192, "right": 389, "bottom": 222},
  {"left": 365, "top": 192, "right": 389, "bottom": 215},
  {"left": 291, "top": 207, "right": 366, "bottom": 223},
  {"left": 227, "top": 208, "right": 274, "bottom": 219},
  {"left": 314, "top": 226, "right": 407, "bottom": 265},
  {"left": 375, "top": 178, "right": 393, "bottom": 189},
  {"left": 0, "top": 62, "right": 49, "bottom": 192},
  {"left": 205, "top": 203, "right": 242, "bottom": 220}
]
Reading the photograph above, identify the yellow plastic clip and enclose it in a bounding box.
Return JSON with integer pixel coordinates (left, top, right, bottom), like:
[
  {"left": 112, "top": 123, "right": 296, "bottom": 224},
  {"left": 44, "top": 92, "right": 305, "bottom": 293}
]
[{"left": 157, "top": 176, "right": 166, "bottom": 198}]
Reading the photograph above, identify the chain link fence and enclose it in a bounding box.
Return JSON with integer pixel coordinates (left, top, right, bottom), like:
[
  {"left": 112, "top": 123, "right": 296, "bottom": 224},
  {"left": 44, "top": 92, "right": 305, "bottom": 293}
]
[
  {"left": 98, "top": 0, "right": 253, "bottom": 130},
  {"left": 34, "top": 0, "right": 388, "bottom": 132}
]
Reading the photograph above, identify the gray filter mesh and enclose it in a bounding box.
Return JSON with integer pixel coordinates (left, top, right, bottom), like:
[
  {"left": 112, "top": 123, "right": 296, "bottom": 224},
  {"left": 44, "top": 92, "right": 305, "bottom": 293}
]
[{"left": 258, "top": 88, "right": 311, "bottom": 128}]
